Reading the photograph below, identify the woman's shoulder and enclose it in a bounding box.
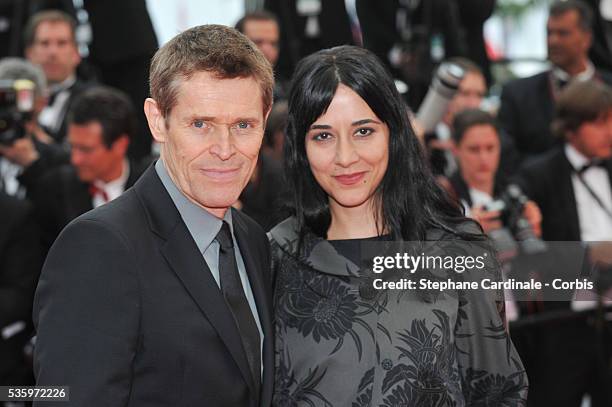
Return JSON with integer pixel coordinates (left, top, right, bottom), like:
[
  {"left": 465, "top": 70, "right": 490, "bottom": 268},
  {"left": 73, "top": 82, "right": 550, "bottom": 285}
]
[
  {"left": 268, "top": 216, "right": 300, "bottom": 246},
  {"left": 424, "top": 218, "right": 484, "bottom": 241}
]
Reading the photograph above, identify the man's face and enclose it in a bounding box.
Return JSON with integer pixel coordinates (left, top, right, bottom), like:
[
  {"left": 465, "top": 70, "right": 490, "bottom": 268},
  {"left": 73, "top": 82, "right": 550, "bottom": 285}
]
[
  {"left": 445, "top": 72, "right": 486, "bottom": 124},
  {"left": 242, "top": 19, "right": 279, "bottom": 66},
  {"left": 547, "top": 10, "right": 591, "bottom": 71},
  {"left": 455, "top": 124, "right": 500, "bottom": 186},
  {"left": 145, "top": 71, "right": 267, "bottom": 218},
  {"left": 569, "top": 112, "right": 612, "bottom": 159},
  {"left": 26, "top": 21, "right": 80, "bottom": 84},
  {"left": 69, "top": 122, "right": 128, "bottom": 183}
]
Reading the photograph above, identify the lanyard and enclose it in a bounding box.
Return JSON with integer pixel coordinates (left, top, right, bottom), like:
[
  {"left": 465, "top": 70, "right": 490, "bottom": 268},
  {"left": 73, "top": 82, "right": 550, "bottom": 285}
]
[{"left": 574, "top": 168, "right": 612, "bottom": 221}]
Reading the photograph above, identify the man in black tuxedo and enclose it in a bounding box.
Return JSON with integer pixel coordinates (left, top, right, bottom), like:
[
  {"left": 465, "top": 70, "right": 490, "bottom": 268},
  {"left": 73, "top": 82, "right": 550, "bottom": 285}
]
[
  {"left": 235, "top": 11, "right": 288, "bottom": 102},
  {"left": 499, "top": 0, "right": 612, "bottom": 164},
  {"left": 33, "top": 25, "right": 274, "bottom": 406},
  {"left": 25, "top": 85, "right": 149, "bottom": 251},
  {"left": 24, "top": 10, "right": 90, "bottom": 144},
  {"left": 516, "top": 79, "right": 612, "bottom": 407}
]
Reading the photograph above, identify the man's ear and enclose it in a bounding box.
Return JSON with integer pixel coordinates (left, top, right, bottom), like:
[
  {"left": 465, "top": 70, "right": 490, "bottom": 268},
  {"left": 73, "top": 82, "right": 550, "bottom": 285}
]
[
  {"left": 264, "top": 106, "right": 272, "bottom": 124},
  {"left": 144, "top": 98, "right": 168, "bottom": 143},
  {"left": 565, "top": 127, "right": 578, "bottom": 142}
]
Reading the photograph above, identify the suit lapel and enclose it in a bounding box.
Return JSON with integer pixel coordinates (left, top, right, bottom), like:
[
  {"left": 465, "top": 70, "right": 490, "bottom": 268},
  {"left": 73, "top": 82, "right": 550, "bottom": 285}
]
[
  {"left": 160, "top": 227, "right": 256, "bottom": 396},
  {"left": 558, "top": 150, "right": 581, "bottom": 240},
  {"left": 135, "top": 166, "right": 256, "bottom": 398},
  {"left": 232, "top": 210, "right": 274, "bottom": 406}
]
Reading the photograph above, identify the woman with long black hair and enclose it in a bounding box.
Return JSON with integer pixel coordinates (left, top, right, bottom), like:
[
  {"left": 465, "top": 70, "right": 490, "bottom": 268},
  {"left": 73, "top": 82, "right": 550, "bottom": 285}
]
[{"left": 269, "top": 45, "right": 528, "bottom": 406}]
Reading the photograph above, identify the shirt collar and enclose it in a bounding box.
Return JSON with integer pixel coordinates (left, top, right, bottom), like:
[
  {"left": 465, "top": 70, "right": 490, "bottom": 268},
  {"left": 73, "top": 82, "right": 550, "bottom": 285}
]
[
  {"left": 435, "top": 122, "right": 451, "bottom": 141},
  {"left": 564, "top": 143, "right": 591, "bottom": 171},
  {"left": 93, "top": 159, "right": 130, "bottom": 192},
  {"left": 48, "top": 74, "right": 76, "bottom": 96},
  {"left": 155, "top": 159, "right": 233, "bottom": 252},
  {"left": 552, "top": 60, "right": 595, "bottom": 83}
]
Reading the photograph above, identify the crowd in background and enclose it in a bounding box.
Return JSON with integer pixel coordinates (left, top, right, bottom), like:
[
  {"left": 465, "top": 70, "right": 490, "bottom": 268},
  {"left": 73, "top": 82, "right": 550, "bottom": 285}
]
[{"left": 1, "top": 0, "right": 612, "bottom": 406}]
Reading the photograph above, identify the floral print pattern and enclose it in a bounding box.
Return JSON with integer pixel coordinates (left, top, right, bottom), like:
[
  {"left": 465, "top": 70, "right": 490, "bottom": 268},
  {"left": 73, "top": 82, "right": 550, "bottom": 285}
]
[{"left": 270, "top": 217, "right": 528, "bottom": 406}]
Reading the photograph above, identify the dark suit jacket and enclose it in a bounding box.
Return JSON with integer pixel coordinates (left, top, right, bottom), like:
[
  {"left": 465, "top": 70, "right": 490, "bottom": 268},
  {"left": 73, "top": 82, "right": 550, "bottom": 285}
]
[
  {"left": 582, "top": 0, "right": 612, "bottom": 72},
  {"left": 356, "top": 0, "right": 466, "bottom": 108},
  {"left": 0, "top": 193, "right": 43, "bottom": 385},
  {"left": 265, "top": 0, "right": 354, "bottom": 79},
  {"left": 498, "top": 69, "right": 612, "bottom": 163},
  {"left": 356, "top": 0, "right": 466, "bottom": 70},
  {"left": 33, "top": 165, "right": 274, "bottom": 406},
  {"left": 447, "top": 171, "right": 506, "bottom": 208},
  {"left": 515, "top": 145, "right": 612, "bottom": 241},
  {"left": 27, "top": 159, "right": 148, "bottom": 251},
  {"left": 456, "top": 0, "right": 496, "bottom": 85}
]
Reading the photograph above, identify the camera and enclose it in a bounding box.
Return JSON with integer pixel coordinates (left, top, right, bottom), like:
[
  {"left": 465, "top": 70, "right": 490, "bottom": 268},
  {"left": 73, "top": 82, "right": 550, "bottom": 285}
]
[
  {"left": 0, "top": 79, "right": 35, "bottom": 146},
  {"left": 485, "top": 184, "right": 547, "bottom": 256},
  {"left": 416, "top": 61, "right": 466, "bottom": 133}
]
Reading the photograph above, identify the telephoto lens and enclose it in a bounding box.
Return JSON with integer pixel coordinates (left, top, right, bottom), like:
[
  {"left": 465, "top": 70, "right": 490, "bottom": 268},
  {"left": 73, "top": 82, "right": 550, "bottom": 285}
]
[{"left": 416, "top": 61, "right": 465, "bottom": 133}]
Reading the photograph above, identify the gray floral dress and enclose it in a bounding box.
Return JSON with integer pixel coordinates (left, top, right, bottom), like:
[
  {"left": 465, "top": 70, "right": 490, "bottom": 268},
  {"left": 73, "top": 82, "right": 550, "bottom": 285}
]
[{"left": 269, "top": 217, "right": 528, "bottom": 407}]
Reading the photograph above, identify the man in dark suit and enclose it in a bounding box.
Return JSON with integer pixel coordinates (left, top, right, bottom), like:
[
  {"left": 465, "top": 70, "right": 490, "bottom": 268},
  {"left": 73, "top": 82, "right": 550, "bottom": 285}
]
[
  {"left": 33, "top": 25, "right": 275, "bottom": 406},
  {"left": 356, "top": 0, "right": 467, "bottom": 109},
  {"left": 235, "top": 11, "right": 289, "bottom": 101},
  {"left": 516, "top": 79, "right": 612, "bottom": 407},
  {"left": 264, "top": 0, "right": 354, "bottom": 82},
  {"left": 25, "top": 86, "right": 148, "bottom": 250},
  {"left": 499, "top": 0, "right": 612, "bottom": 164},
  {"left": 24, "top": 10, "right": 91, "bottom": 144}
]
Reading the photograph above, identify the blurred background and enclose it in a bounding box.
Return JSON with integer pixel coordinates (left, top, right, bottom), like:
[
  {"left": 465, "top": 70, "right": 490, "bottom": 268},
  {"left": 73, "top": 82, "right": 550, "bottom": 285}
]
[{"left": 1, "top": 1, "right": 611, "bottom": 406}]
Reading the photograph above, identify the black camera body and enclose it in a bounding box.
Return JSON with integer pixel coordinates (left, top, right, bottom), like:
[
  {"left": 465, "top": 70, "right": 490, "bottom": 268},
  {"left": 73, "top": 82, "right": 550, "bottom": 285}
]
[
  {"left": 0, "top": 79, "right": 35, "bottom": 146},
  {"left": 486, "top": 184, "right": 547, "bottom": 256}
]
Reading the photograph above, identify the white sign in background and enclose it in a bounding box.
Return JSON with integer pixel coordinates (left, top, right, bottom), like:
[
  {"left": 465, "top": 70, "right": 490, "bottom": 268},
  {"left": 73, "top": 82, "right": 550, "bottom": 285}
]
[{"left": 146, "top": 0, "right": 246, "bottom": 46}]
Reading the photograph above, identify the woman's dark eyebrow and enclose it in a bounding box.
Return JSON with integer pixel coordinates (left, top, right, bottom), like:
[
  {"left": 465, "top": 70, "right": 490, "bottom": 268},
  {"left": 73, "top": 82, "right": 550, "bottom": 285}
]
[
  {"left": 310, "top": 124, "right": 332, "bottom": 130},
  {"left": 352, "top": 119, "right": 381, "bottom": 126},
  {"left": 310, "top": 119, "right": 381, "bottom": 130}
]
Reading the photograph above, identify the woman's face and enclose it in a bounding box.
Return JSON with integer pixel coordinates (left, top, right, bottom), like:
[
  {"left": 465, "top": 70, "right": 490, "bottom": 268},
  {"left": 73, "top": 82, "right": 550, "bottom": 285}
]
[
  {"left": 454, "top": 124, "right": 500, "bottom": 187},
  {"left": 305, "top": 84, "right": 389, "bottom": 211}
]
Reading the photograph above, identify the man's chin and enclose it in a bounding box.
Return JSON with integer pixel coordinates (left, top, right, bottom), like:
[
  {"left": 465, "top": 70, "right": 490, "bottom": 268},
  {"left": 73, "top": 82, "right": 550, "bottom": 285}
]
[
  {"left": 77, "top": 172, "right": 94, "bottom": 183},
  {"left": 192, "top": 192, "right": 241, "bottom": 215}
]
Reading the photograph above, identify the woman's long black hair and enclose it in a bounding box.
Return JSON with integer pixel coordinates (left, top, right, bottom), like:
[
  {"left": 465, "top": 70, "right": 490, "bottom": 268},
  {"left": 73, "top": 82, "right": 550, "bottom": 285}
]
[{"left": 284, "top": 45, "right": 475, "bottom": 243}]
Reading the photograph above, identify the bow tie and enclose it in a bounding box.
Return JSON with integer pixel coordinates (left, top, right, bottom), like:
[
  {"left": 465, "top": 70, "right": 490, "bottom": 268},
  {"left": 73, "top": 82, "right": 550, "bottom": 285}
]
[
  {"left": 557, "top": 77, "right": 569, "bottom": 89},
  {"left": 577, "top": 159, "right": 607, "bottom": 174}
]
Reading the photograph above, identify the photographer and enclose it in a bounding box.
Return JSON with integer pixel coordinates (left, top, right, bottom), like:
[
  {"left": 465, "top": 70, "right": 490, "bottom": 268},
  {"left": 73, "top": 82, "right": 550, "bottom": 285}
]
[
  {"left": 442, "top": 108, "right": 542, "bottom": 238},
  {"left": 0, "top": 57, "right": 69, "bottom": 199},
  {"left": 419, "top": 58, "right": 519, "bottom": 178}
]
